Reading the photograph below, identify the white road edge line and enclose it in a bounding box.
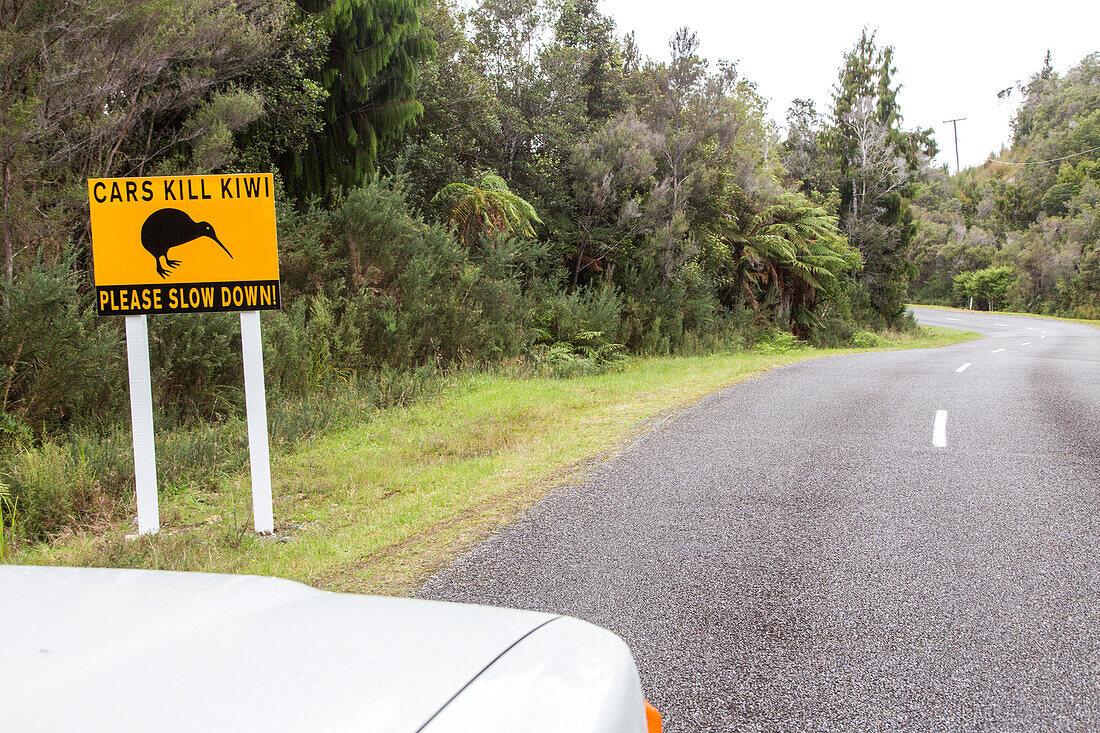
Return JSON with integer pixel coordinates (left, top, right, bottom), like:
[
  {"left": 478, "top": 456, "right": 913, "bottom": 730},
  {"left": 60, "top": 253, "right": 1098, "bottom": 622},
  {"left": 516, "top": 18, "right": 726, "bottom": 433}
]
[
  {"left": 1022, "top": 341, "right": 1032, "bottom": 346},
  {"left": 933, "top": 410, "right": 948, "bottom": 448},
  {"left": 956, "top": 363, "right": 971, "bottom": 373},
  {"left": 992, "top": 348, "right": 1006, "bottom": 353}
]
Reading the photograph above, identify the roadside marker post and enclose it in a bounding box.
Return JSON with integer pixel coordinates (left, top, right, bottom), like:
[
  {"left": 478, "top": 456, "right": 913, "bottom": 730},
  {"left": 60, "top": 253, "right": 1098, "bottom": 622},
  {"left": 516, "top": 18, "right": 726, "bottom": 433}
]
[{"left": 88, "top": 174, "right": 281, "bottom": 535}]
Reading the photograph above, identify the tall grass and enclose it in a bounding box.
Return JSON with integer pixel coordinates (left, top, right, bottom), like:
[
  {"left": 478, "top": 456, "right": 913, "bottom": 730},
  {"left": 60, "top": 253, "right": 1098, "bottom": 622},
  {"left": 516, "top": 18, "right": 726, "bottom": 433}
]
[
  {"left": 0, "top": 480, "right": 14, "bottom": 559},
  {"left": 0, "top": 367, "right": 446, "bottom": 543}
]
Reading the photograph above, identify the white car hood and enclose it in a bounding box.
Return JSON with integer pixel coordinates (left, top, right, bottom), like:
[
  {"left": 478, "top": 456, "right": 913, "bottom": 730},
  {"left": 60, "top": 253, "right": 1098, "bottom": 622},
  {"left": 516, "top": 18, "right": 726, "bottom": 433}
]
[{"left": 1, "top": 566, "right": 559, "bottom": 732}]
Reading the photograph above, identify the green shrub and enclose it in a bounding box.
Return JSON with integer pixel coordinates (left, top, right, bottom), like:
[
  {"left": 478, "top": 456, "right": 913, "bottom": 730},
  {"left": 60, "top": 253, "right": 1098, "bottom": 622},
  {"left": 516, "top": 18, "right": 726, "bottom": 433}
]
[
  {"left": 0, "top": 479, "right": 15, "bottom": 558},
  {"left": 0, "top": 257, "right": 124, "bottom": 435},
  {"left": 275, "top": 196, "right": 337, "bottom": 300},
  {"left": 0, "top": 411, "right": 33, "bottom": 456},
  {"left": 536, "top": 283, "right": 621, "bottom": 345},
  {"left": 614, "top": 259, "right": 720, "bottom": 355},
  {"left": 4, "top": 442, "right": 111, "bottom": 540},
  {"left": 332, "top": 181, "right": 539, "bottom": 368},
  {"left": 149, "top": 312, "right": 244, "bottom": 424},
  {"left": 261, "top": 292, "right": 361, "bottom": 397},
  {"left": 754, "top": 330, "right": 802, "bottom": 354},
  {"left": 850, "top": 330, "right": 885, "bottom": 348},
  {"left": 809, "top": 313, "right": 856, "bottom": 348}
]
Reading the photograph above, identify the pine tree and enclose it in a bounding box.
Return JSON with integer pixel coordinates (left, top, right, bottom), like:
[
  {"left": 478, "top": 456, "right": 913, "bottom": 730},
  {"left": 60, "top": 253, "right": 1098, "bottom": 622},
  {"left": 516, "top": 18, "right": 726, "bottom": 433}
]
[
  {"left": 831, "top": 29, "right": 934, "bottom": 325},
  {"left": 553, "top": 0, "right": 624, "bottom": 121},
  {"left": 282, "top": 0, "right": 437, "bottom": 201}
]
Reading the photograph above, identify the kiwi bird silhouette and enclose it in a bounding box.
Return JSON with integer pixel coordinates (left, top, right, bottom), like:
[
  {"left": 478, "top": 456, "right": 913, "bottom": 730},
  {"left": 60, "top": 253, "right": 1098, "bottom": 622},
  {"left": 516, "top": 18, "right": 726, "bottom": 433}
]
[{"left": 141, "top": 208, "right": 232, "bottom": 278}]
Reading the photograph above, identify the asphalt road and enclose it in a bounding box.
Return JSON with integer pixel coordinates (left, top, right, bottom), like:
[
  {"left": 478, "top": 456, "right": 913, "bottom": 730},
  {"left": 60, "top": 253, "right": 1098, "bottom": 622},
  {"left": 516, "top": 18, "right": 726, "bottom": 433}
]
[{"left": 419, "top": 308, "right": 1100, "bottom": 731}]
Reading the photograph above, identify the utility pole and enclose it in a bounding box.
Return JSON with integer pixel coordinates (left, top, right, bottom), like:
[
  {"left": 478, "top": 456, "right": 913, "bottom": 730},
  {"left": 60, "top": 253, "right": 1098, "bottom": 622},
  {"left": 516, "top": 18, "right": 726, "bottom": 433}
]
[{"left": 942, "top": 117, "right": 966, "bottom": 174}]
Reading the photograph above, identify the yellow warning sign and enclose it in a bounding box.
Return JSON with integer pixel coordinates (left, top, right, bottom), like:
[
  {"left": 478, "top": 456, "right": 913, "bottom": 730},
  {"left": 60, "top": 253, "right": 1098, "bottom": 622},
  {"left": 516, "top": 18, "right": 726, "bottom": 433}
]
[{"left": 88, "top": 174, "right": 280, "bottom": 315}]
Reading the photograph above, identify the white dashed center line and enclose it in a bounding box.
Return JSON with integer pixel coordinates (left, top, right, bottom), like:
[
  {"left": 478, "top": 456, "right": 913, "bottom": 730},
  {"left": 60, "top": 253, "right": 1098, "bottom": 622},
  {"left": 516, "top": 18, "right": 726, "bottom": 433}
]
[
  {"left": 1040, "top": 335, "right": 1046, "bottom": 339},
  {"left": 933, "top": 410, "right": 948, "bottom": 448},
  {"left": 956, "top": 363, "right": 971, "bottom": 373},
  {"left": 995, "top": 323, "right": 1008, "bottom": 326},
  {"left": 946, "top": 317, "right": 962, "bottom": 321},
  {"left": 992, "top": 348, "right": 1006, "bottom": 353},
  {"left": 1026, "top": 327, "right": 1035, "bottom": 331},
  {"left": 1022, "top": 341, "right": 1032, "bottom": 346}
]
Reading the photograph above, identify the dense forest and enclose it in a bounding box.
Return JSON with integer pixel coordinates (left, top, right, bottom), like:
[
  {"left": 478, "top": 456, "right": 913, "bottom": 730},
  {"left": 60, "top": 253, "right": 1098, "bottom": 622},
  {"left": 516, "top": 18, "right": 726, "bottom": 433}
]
[
  {"left": 0, "top": 0, "right": 1096, "bottom": 541},
  {"left": 909, "top": 53, "right": 1100, "bottom": 317}
]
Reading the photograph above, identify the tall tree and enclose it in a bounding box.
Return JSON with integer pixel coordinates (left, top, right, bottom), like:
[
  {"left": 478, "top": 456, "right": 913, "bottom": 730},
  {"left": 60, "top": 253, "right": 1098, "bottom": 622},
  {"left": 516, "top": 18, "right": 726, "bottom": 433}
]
[
  {"left": 468, "top": 0, "right": 548, "bottom": 182},
  {"left": 551, "top": 0, "right": 624, "bottom": 121},
  {"left": 782, "top": 98, "right": 835, "bottom": 198},
  {"left": 281, "top": 0, "right": 437, "bottom": 201},
  {"left": 636, "top": 28, "right": 772, "bottom": 279},
  {"left": 831, "top": 29, "right": 933, "bottom": 324},
  {"left": 379, "top": 0, "right": 497, "bottom": 210},
  {"left": 566, "top": 112, "right": 661, "bottom": 285},
  {"left": 0, "top": 0, "right": 311, "bottom": 311}
]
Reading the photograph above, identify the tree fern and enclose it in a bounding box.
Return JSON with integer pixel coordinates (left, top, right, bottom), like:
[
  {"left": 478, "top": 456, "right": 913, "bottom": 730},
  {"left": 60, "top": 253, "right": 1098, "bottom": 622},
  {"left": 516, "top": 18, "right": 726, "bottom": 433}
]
[{"left": 432, "top": 173, "right": 543, "bottom": 245}]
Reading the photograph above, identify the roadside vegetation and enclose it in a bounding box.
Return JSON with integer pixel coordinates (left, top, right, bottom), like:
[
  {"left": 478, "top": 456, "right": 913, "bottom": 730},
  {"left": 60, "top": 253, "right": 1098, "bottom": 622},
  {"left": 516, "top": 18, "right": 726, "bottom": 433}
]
[
  {"left": 1, "top": 0, "right": 1093, "bottom": 563},
  {"left": 907, "top": 53, "right": 1100, "bottom": 319},
  {"left": 9, "top": 326, "right": 975, "bottom": 591}
]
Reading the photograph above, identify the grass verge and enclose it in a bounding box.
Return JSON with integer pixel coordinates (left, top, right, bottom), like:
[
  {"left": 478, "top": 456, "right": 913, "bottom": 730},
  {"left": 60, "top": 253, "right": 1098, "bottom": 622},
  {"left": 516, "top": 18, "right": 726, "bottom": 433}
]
[{"left": 10, "top": 326, "right": 977, "bottom": 594}]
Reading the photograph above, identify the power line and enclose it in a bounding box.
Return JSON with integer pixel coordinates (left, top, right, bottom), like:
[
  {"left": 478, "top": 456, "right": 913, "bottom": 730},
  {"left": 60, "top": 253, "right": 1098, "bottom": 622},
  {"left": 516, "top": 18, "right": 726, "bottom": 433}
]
[{"left": 989, "top": 144, "right": 1100, "bottom": 166}]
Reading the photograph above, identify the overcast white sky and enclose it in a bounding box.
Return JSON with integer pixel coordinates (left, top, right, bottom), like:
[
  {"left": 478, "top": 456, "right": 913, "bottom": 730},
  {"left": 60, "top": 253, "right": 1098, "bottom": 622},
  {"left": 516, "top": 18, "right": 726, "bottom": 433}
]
[{"left": 597, "top": 0, "right": 1098, "bottom": 171}]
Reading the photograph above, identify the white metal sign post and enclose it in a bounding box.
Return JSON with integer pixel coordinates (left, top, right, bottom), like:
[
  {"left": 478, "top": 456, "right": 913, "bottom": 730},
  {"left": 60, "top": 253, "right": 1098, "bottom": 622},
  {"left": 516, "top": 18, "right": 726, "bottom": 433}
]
[
  {"left": 125, "top": 315, "right": 160, "bottom": 535},
  {"left": 240, "top": 310, "right": 274, "bottom": 534}
]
